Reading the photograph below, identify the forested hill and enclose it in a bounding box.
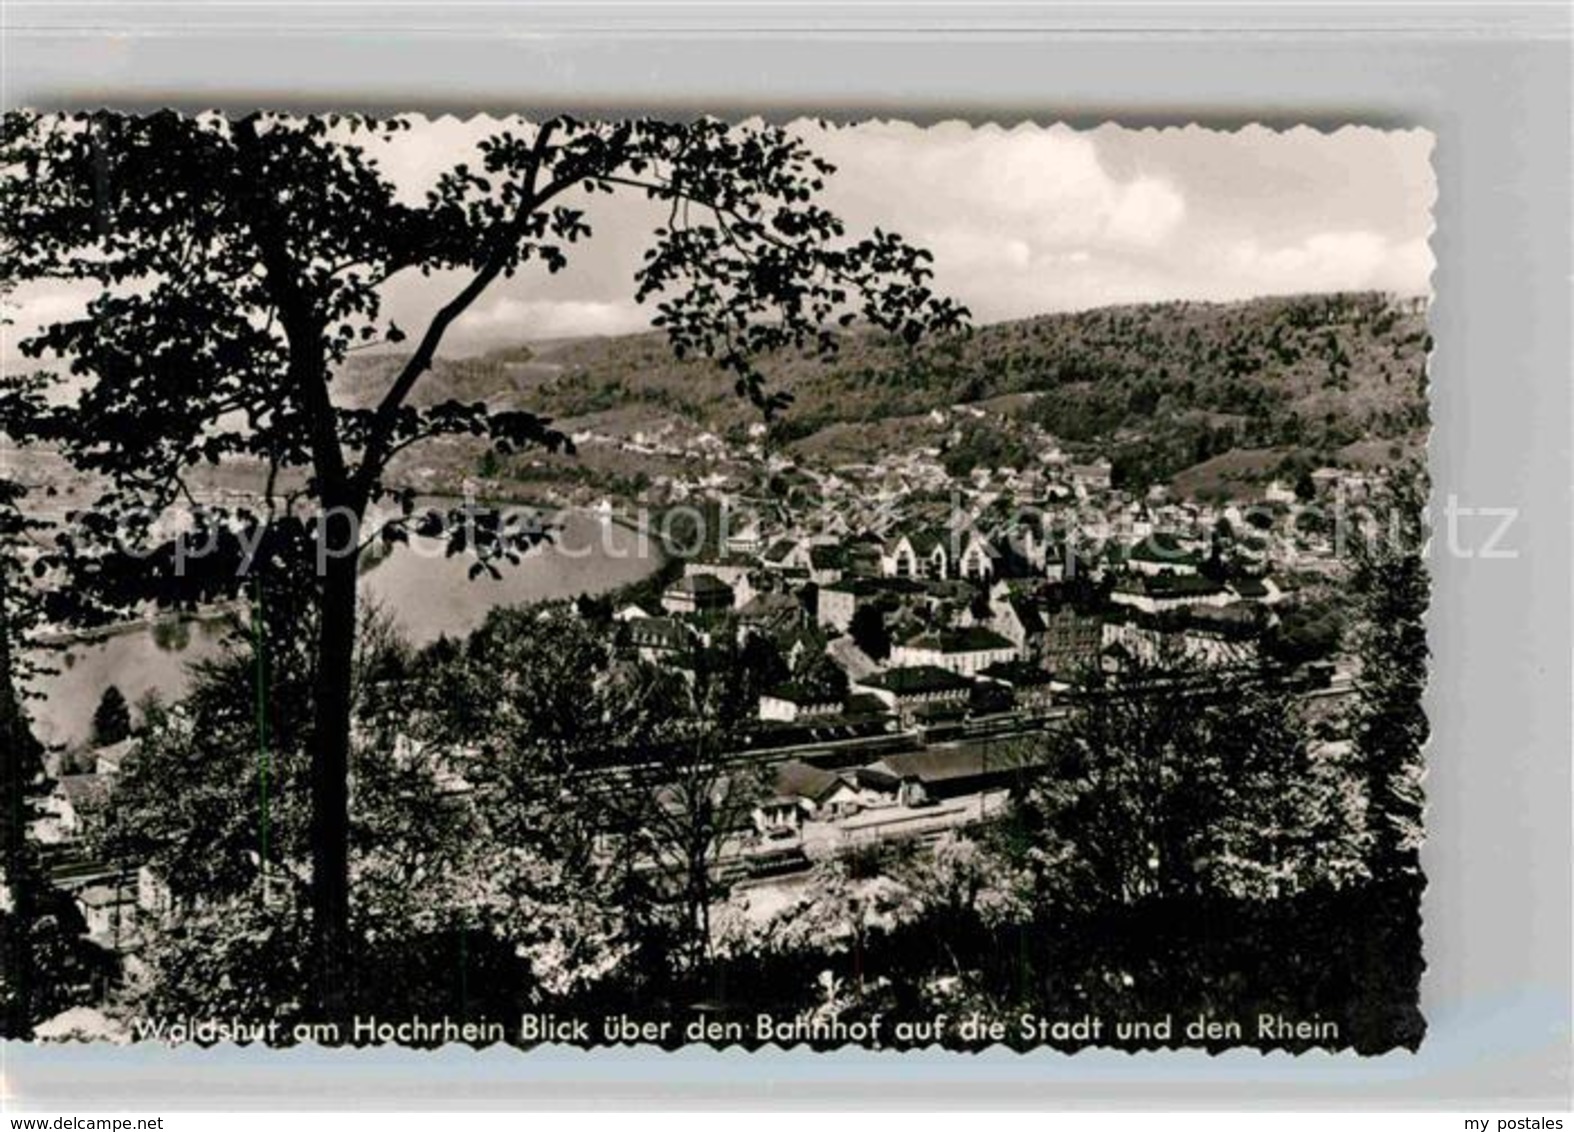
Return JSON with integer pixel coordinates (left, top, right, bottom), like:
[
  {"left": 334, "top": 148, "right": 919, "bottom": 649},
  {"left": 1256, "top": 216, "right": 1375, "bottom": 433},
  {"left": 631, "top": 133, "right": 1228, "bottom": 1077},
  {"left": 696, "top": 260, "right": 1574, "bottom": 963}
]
[{"left": 338, "top": 290, "right": 1431, "bottom": 493}]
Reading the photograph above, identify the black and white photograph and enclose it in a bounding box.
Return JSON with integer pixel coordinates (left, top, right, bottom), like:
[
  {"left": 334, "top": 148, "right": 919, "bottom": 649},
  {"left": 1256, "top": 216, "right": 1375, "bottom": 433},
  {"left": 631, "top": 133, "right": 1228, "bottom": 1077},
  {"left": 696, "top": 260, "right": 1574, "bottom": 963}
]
[{"left": 1, "top": 113, "right": 1435, "bottom": 1054}]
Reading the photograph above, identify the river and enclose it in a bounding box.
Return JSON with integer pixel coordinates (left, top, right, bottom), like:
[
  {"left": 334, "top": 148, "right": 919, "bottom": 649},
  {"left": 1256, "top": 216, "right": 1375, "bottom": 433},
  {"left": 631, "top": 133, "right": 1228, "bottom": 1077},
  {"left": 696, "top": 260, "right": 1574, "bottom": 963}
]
[{"left": 25, "top": 509, "right": 663, "bottom": 748}]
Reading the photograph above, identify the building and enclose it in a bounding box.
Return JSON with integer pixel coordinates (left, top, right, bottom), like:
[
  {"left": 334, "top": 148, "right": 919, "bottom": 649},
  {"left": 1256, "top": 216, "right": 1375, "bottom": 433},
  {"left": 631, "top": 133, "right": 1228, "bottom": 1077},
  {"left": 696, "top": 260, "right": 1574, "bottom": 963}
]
[
  {"left": 620, "top": 616, "right": 695, "bottom": 662},
  {"left": 955, "top": 532, "right": 997, "bottom": 581},
  {"left": 817, "top": 583, "right": 860, "bottom": 631},
  {"left": 736, "top": 590, "right": 805, "bottom": 635},
  {"left": 724, "top": 524, "right": 764, "bottom": 557},
  {"left": 761, "top": 539, "right": 811, "bottom": 572},
  {"left": 758, "top": 683, "right": 845, "bottom": 723},
  {"left": 661, "top": 573, "right": 735, "bottom": 616},
  {"left": 853, "top": 665, "right": 973, "bottom": 724},
  {"left": 987, "top": 584, "right": 1102, "bottom": 673},
  {"left": 92, "top": 738, "right": 139, "bottom": 777},
  {"left": 754, "top": 760, "right": 867, "bottom": 834},
  {"left": 1067, "top": 460, "right": 1113, "bottom": 492},
  {"left": 47, "top": 775, "right": 112, "bottom": 841},
  {"left": 1227, "top": 574, "right": 1287, "bottom": 605},
  {"left": 987, "top": 591, "right": 1044, "bottom": 653},
  {"left": 889, "top": 626, "right": 1020, "bottom": 677},
  {"left": 1109, "top": 572, "right": 1231, "bottom": 614},
  {"left": 1036, "top": 596, "right": 1105, "bottom": 673},
  {"left": 857, "top": 744, "right": 1050, "bottom": 806},
  {"left": 1101, "top": 603, "right": 1264, "bottom": 667},
  {"left": 76, "top": 883, "right": 135, "bottom": 950},
  {"left": 815, "top": 577, "right": 921, "bottom": 632},
  {"left": 881, "top": 529, "right": 951, "bottom": 580},
  {"left": 977, "top": 660, "right": 1057, "bottom": 710},
  {"left": 1126, "top": 535, "right": 1205, "bottom": 577},
  {"left": 1263, "top": 479, "right": 1298, "bottom": 505},
  {"left": 1180, "top": 604, "right": 1265, "bottom": 664},
  {"left": 807, "top": 543, "right": 848, "bottom": 586},
  {"left": 682, "top": 556, "right": 753, "bottom": 590}
]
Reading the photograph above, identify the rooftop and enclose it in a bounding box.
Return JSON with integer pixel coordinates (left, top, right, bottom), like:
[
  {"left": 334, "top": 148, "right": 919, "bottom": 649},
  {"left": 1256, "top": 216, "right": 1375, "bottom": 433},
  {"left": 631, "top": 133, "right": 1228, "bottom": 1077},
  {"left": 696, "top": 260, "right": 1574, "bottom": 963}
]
[
  {"left": 772, "top": 760, "right": 854, "bottom": 804},
  {"left": 667, "top": 573, "right": 734, "bottom": 596},
  {"left": 858, "top": 665, "right": 974, "bottom": 696},
  {"left": 56, "top": 774, "right": 111, "bottom": 813},
  {"left": 762, "top": 682, "right": 843, "bottom": 707},
  {"left": 860, "top": 744, "right": 1048, "bottom": 786},
  {"left": 898, "top": 626, "right": 1017, "bottom": 654}
]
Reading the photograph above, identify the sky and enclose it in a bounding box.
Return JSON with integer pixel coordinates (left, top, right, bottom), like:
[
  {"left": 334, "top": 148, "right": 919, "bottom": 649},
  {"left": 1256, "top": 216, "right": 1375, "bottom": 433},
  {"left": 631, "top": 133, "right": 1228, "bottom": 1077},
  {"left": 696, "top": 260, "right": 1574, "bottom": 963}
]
[{"left": 3, "top": 118, "right": 1435, "bottom": 359}]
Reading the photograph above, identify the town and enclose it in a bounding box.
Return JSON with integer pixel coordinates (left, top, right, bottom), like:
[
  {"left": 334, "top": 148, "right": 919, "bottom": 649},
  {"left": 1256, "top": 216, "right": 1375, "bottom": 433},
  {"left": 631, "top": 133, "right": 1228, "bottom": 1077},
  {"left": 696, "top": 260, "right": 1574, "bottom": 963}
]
[{"left": 30, "top": 386, "right": 1379, "bottom": 969}]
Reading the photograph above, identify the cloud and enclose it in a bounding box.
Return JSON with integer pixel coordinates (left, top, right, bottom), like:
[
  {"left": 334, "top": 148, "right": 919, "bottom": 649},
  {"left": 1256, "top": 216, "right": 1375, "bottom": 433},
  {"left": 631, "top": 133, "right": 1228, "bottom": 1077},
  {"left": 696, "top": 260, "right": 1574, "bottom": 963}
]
[
  {"left": 7, "top": 121, "right": 1436, "bottom": 357},
  {"left": 795, "top": 122, "right": 1200, "bottom": 322},
  {"left": 811, "top": 123, "right": 1187, "bottom": 256},
  {"left": 452, "top": 296, "right": 651, "bottom": 344},
  {"left": 1222, "top": 230, "right": 1434, "bottom": 297},
  {"left": 804, "top": 122, "right": 1430, "bottom": 323}
]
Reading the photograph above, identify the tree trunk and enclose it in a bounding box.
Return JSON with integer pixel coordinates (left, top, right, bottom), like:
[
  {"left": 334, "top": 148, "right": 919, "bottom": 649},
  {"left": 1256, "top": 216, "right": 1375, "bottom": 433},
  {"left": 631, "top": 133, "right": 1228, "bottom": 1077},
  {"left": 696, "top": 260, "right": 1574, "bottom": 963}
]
[{"left": 311, "top": 541, "right": 359, "bottom": 1027}]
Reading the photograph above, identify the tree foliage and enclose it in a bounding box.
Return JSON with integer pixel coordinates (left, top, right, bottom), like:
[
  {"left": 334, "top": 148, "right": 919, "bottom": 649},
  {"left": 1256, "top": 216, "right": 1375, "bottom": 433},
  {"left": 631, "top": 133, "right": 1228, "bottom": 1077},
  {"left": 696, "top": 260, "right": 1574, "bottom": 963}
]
[
  {"left": 91, "top": 685, "right": 132, "bottom": 748},
  {"left": 1347, "top": 472, "right": 1429, "bottom": 880},
  {"left": 1, "top": 110, "right": 967, "bottom": 1020},
  {"left": 1015, "top": 659, "right": 1366, "bottom": 915}
]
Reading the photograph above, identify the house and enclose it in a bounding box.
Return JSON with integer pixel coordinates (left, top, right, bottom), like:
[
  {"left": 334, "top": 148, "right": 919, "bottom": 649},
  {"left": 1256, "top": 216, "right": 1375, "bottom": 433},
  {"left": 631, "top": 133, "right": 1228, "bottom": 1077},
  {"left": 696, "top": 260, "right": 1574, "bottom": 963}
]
[
  {"left": 843, "top": 536, "right": 885, "bottom": 577},
  {"left": 955, "top": 532, "right": 997, "bottom": 581},
  {"left": 881, "top": 529, "right": 951, "bottom": 580},
  {"left": 1067, "top": 460, "right": 1113, "bottom": 492},
  {"left": 889, "top": 626, "right": 1020, "bottom": 677},
  {"left": 621, "top": 616, "right": 696, "bottom": 662},
  {"left": 1264, "top": 479, "right": 1298, "bottom": 505},
  {"left": 815, "top": 577, "right": 920, "bottom": 632},
  {"left": 761, "top": 539, "right": 811, "bottom": 572},
  {"left": 725, "top": 524, "right": 764, "bottom": 557},
  {"left": 92, "top": 738, "right": 139, "bottom": 777},
  {"left": 807, "top": 543, "right": 848, "bottom": 586},
  {"left": 857, "top": 744, "right": 1049, "bottom": 806},
  {"left": 758, "top": 683, "right": 845, "bottom": 723},
  {"left": 682, "top": 556, "right": 753, "bottom": 591},
  {"left": 755, "top": 761, "right": 867, "bottom": 833},
  {"left": 661, "top": 573, "right": 735, "bottom": 616},
  {"left": 736, "top": 590, "right": 804, "bottom": 635},
  {"left": 987, "top": 591, "right": 1045, "bottom": 653},
  {"left": 49, "top": 774, "right": 112, "bottom": 840},
  {"left": 854, "top": 665, "right": 973, "bottom": 724},
  {"left": 753, "top": 795, "right": 813, "bottom": 837},
  {"left": 1007, "top": 519, "right": 1073, "bottom": 580},
  {"left": 76, "top": 882, "right": 135, "bottom": 949}
]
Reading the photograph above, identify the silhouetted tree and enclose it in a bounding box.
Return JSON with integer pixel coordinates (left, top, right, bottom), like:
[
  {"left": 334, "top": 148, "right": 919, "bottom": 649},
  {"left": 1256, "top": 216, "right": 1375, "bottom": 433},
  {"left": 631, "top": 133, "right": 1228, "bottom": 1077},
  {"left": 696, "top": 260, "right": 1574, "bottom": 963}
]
[
  {"left": 91, "top": 685, "right": 131, "bottom": 748},
  {"left": 2, "top": 111, "right": 967, "bottom": 1021}
]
